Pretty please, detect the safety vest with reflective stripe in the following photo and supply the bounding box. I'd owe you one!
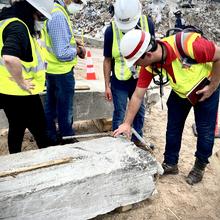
[146,32,212,98]
[41,3,77,74]
[0,18,45,96]
[112,15,149,81]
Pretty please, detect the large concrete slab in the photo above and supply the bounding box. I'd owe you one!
[0,137,162,220]
[0,80,113,130]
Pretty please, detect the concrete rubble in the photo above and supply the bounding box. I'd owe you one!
[0,80,114,130]
[0,0,219,42]
[0,137,163,220]
[71,0,220,43]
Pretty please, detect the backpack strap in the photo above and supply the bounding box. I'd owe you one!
[165,27,182,37]
[175,31,198,66]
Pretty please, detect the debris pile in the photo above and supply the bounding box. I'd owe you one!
[0,0,219,42]
[71,0,220,42]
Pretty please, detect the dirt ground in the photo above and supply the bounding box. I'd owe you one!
[1,89,220,220]
[0,48,220,220]
[95,87,220,220]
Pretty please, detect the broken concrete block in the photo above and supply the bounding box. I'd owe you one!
[0,80,113,130]
[0,137,162,220]
[0,84,113,130]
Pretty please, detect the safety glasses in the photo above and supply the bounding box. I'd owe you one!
[140,52,146,59]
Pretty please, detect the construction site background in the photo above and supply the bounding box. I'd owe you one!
[0,0,220,220]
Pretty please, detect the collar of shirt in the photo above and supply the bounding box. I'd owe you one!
[158,40,177,66]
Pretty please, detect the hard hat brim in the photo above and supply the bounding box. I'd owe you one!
[125,55,141,68]
[26,0,54,20]
[123,32,151,68]
[114,11,141,32]
[38,9,52,20]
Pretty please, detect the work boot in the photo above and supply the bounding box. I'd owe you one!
[186,158,207,185]
[46,138,61,147]
[162,162,179,175]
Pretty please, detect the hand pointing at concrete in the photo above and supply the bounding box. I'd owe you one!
[113,123,131,138]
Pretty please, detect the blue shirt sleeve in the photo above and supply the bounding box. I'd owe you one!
[103,25,113,58]
[47,11,77,62]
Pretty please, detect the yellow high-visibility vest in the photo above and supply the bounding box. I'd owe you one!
[112,15,150,80]
[0,18,45,95]
[146,32,212,98]
[41,3,77,74]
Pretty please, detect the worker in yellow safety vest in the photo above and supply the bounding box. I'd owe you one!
[0,0,53,154]
[41,0,86,146]
[103,0,155,149]
[114,29,220,185]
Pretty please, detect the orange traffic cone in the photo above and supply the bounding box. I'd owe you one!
[86,50,96,80]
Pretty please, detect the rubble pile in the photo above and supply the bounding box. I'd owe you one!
[71,0,220,43]
[71,0,112,39]
[0,0,219,42]
[182,1,220,42]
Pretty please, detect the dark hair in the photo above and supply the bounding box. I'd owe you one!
[0,0,38,36]
[148,36,158,52]
[108,4,114,17]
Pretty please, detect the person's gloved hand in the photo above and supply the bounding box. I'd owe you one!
[77,46,86,59]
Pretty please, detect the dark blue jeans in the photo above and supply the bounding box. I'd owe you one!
[111,82,145,141]
[45,70,75,143]
[1,94,48,153]
[164,88,220,165]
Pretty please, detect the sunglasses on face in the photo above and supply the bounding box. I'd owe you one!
[140,52,147,59]
[133,52,147,66]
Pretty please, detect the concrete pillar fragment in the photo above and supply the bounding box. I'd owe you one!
[0,137,162,220]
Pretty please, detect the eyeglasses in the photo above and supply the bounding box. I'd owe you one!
[140,52,146,59]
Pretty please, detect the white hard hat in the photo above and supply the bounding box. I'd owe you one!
[26,0,54,19]
[113,0,142,32]
[120,29,151,67]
